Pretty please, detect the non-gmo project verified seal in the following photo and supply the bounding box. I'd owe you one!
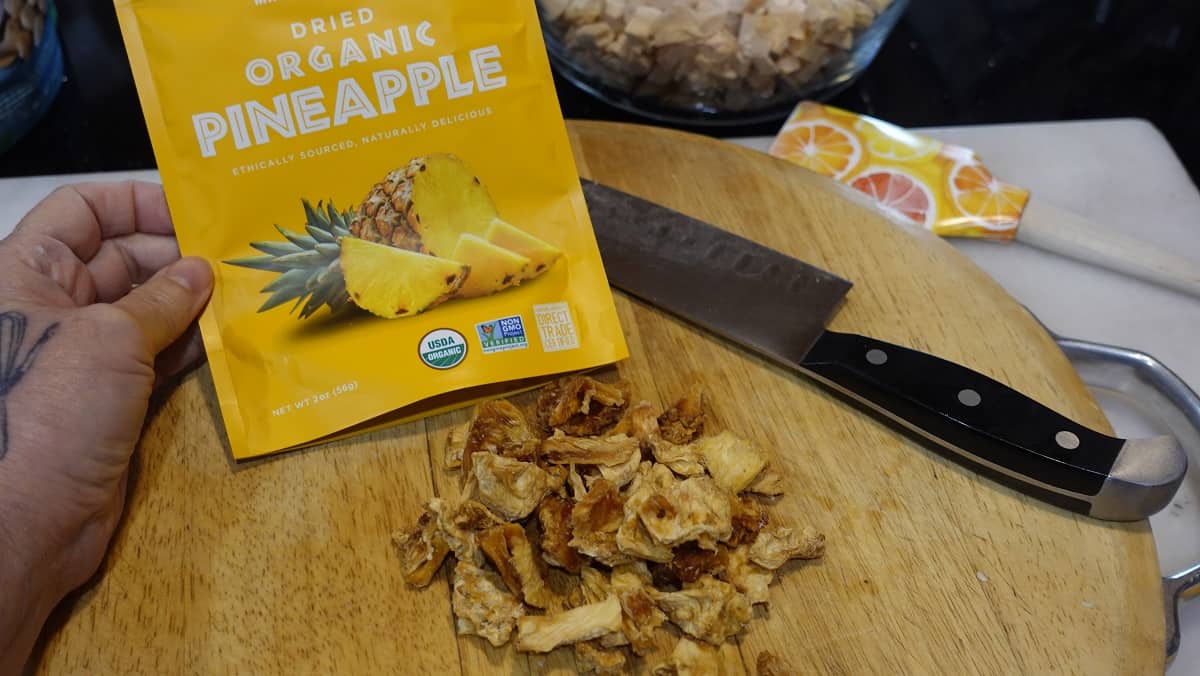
[476,315,529,354]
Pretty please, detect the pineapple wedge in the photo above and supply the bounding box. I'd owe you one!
[340,238,469,319]
[451,234,532,299]
[409,155,500,256]
[484,218,563,282]
[352,155,502,258]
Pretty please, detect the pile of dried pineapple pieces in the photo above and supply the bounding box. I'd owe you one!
[392,376,824,673]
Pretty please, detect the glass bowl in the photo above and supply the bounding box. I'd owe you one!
[538,0,909,126]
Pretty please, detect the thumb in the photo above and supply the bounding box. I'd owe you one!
[112,257,213,355]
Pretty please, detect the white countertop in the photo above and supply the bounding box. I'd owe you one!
[1,118,1197,671]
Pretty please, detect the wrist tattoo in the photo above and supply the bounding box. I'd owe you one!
[0,312,58,460]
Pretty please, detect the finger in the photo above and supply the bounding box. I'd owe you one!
[154,323,206,384]
[112,257,213,355]
[87,233,182,303]
[14,181,174,263]
[0,231,97,307]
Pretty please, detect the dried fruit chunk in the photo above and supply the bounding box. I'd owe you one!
[479,525,523,597]
[452,560,525,647]
[744,467,785,497]
[664,543,725,585]
[724,546,773,606]
[749,527,826,569]
[479,523,553,608]
[617,463,676,563]
[340,238,468,318]
[658,384,706,444]
[427,497,506,564]
[728,496,768,547]
[463,400,539,473]
[567,464,589,499]
[515,595,623,653]
[571,479,631,566]
[536,494,583,572]
[651,636,721,676]
[612,400,661,448]
[471,452,563,521]
[451,233,531,298]
[651,439,706,477]
[391,509,450,587]
[687,431,768,493]
[537,376,631,436]
[616,513,673,563]
[578,565,613,605]
[443,422,470,470]
[542,431,639,466]
[611,563,667,656]
[575,640,628,675]
[637,475,732,550]
[652,576,752,645]
[597,439,643,489]
[756,650,798,676]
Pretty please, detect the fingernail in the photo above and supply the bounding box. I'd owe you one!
[168,257,213,293]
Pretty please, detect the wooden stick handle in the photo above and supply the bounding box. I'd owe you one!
[1017,197,1200,299]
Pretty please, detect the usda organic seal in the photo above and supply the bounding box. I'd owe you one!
[419,328,468,370]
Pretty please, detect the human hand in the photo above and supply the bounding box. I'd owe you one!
[0,182,212,670]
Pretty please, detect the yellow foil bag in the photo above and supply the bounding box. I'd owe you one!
[114,1,628,459]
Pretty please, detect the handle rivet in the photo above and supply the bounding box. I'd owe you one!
[958,389,982,407]
[866,349,888,365]
[1055,431,1081,450]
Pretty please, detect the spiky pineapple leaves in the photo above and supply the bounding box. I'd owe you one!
[225,200,354,319]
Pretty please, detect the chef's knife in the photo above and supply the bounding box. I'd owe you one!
[582,179,1187,521]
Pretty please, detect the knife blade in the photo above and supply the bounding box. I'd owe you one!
[582,178,1187,521]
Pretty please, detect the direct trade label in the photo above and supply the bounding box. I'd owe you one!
[534,302,580,353]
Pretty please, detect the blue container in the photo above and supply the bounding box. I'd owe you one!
[0,0,63,154]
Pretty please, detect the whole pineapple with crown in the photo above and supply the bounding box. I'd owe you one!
[227,155,563,319]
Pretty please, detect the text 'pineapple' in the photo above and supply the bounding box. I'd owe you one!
[191,14,507,159]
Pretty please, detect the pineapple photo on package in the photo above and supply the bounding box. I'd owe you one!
[228,154,565,321]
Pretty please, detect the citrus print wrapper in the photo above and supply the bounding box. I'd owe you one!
[770,102,1030,239]
[115,1,628,459]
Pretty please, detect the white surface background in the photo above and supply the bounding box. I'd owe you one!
[1,118,1197,672]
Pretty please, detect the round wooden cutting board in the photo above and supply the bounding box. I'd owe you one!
[34,122,1163,675]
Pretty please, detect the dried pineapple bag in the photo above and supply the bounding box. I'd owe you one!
[114,0,628,459]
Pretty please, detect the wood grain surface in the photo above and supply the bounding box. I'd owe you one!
[32,121,1163,675]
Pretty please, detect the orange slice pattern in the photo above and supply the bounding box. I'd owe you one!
[770,120,865,180]
[771,102,1028,239]
[947,162,1028,231]
[850,170,935,227]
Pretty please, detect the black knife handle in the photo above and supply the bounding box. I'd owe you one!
[798,331,1185,520]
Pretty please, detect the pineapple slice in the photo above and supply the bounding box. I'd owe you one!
[409,155,501,257]
[340,238,469,319]
[451,234,532,299]
[484,218,563,282]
